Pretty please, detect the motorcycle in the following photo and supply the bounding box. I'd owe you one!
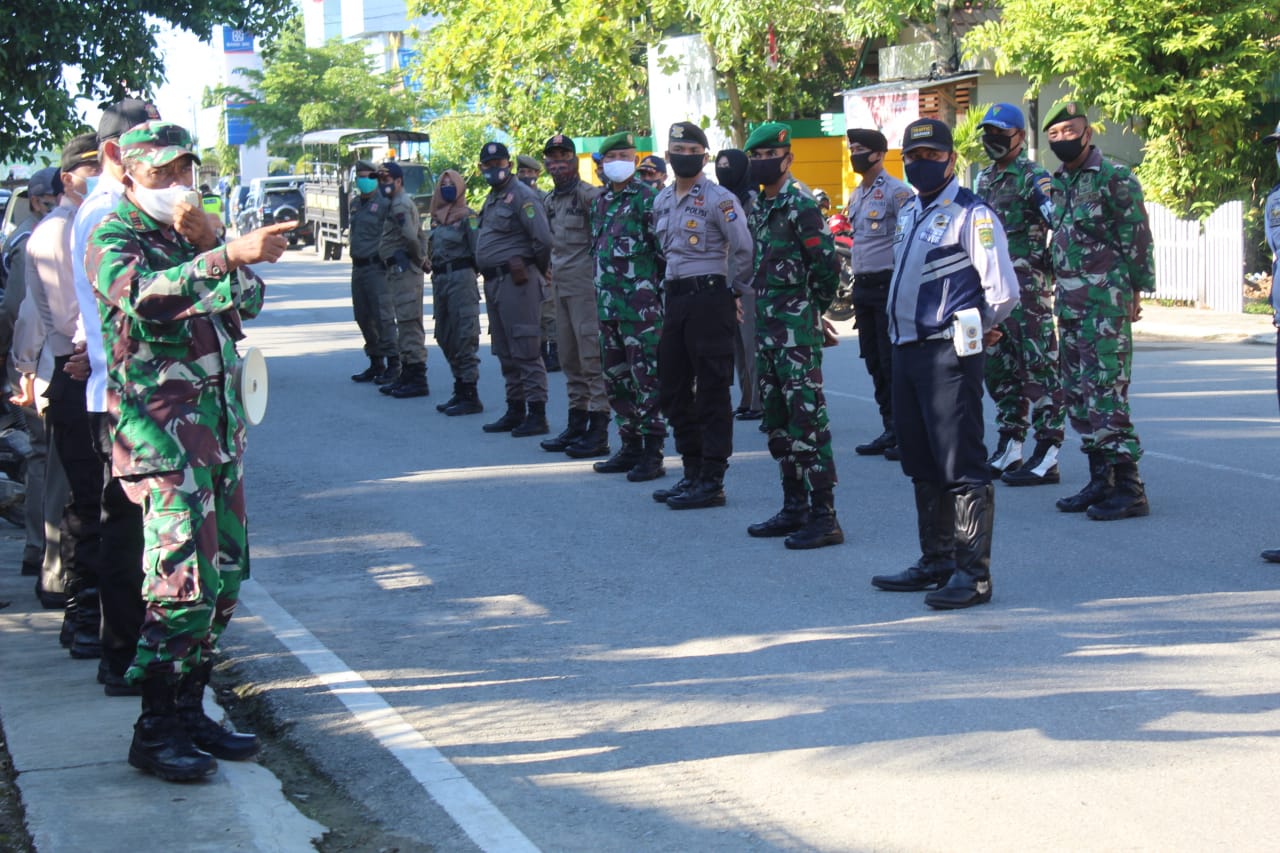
[825,210,856,322]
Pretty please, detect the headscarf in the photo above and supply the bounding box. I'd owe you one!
[430,169,472,227]
[714,149,753,207]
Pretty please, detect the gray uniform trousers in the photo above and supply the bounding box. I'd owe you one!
[20,407,48,571]
[388,266,428,366]
[555,283,607,412]
[484,269,549,403]
[432,268,481,384]
[352,263,397,359]
[734,287,760,412]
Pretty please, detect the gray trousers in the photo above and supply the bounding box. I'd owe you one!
[388,266,427,367]
[432,269,481,385]
[484,269,549,403]
[555,285,607,412]
[352,263,397,359]
[40,417,70,596]
[734,288,760,412]
[20,407,46,570]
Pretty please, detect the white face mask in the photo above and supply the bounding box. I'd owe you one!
[132,183,195,225]
[602,160,636,184]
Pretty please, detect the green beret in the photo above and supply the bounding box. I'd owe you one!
[1042,99,1087,132]
[599,132,637,155]
[119,121,200,167]
[744,122,792,152]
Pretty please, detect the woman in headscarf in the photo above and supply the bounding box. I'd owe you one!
[427,169,483,415]
[715,149,762,421]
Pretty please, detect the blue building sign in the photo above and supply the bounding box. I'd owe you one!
[223,28,255,53]
[225,103,253,146]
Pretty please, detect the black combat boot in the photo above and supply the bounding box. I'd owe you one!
[511,401,550,437]
[627,435,666,482]
[666,460,727,510]
[69,586,101,659]
[855,428,896,456]
[1262,549,1280,563]
[374,357,401,388]
[175,660,259,761]
[565,411,611,458]
[925,484,994,609]
[437,381,462,412]
[483,400,525,433]
[444,382,484,416]
[593,437,642,473]
[541,408,588,452]
[1001,438,1060,486]
[653,458,700,503]
[543,340,561,372]
[390,362,430,398]
[1056,451,1114,513]
[986,434,1023,475]
[1086,460,1150,521]
[872,481,956,591]
[128,676,218,782]
[59,593,78,648]
[351,357,383,383]
[784,488,845,549]
[98,660,141,697]
[747,477,809,537]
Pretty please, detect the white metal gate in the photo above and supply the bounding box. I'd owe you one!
[1146,200,1243,312]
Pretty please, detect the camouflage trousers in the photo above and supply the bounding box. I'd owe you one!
[600,312,666,440]
[758,344,837,491]
[121,461,248,682]
[1059,315,1143,463]
[431,268,481,384]
[983,271,1065,443]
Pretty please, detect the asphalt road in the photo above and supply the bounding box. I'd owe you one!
[226,249,1280,852]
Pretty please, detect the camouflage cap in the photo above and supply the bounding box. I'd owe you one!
[1042,99,1087,131]
[901,118,953,153]
[743,122,792,152]
[118,121,200,167]
[516,154,542,173]
[599,132,637,154]
[543,133,576,155]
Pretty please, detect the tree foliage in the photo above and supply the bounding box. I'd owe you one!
[0,0,293,163]
[422,113,503,209]
[408,0,652,154]
[967,0,1280,220]
[213,16,422,163]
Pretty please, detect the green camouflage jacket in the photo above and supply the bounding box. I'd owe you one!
[87,196,264,477]
[748,176,839,349]
[1048,146,1155,320]
[591,177,663,322]
[975,152,1053,277]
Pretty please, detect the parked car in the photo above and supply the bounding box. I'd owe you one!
[236,177,313,246]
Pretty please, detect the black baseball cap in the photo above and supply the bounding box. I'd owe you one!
[97,98,162,144]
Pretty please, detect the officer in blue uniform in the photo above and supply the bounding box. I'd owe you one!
[1261,119,1280,564]
[869,118,1018,610]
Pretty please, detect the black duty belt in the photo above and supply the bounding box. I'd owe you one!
[666,274,729,298]
[479,262,510,279]
[351,255,376,268]
[434,259,476,275]
[852,270,893,288]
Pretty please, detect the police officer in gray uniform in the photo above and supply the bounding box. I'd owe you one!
[348,160,397,384]
[1262,119,1280,564]
[475,141,555,437]
[653,121,754,509]
[538,133,609,456]
[377,161,429,398]
[846,128,915,459]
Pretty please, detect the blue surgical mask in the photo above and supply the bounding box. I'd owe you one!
[440,185,457,203]
[83,175,100,197]
[355,176,377,195]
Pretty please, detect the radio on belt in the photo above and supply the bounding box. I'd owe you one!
[952,307,983,357]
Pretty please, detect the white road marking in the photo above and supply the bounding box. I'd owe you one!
[238,581,541,853]
[1144,450,1280,483]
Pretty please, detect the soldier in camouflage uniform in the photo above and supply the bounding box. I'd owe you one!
[1043,100,1155,521]
[1260,120,1280,564]
[742,123,843,550]
[88,122,284,781]
[591,131,668,480]
[973,103,1066,486]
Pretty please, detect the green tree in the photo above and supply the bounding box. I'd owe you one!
[422,113,501,209]
[0,0,293,163]
[408,0,652,154]
[214,16,423,162]
[650,0,856,146]
[966,0,1280,221]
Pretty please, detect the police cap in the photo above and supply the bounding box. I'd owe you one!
[543,133,576,155]
[60,132,99,172]
[516,154,542,173]
[479,141,509,163]
[845,128,888,152]
[901,118,953,154]
[668,122,708,149]
[97,98,162,144]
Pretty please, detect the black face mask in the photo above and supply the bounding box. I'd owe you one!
[482,167,509,187]
[850,152,876,174]
[379,183,394,198]
[904,158,950,194]
[749,155,788,187]
[668,152,705,179]
[1049,137,1087,164]
[981,132,1014,162]
[518,175,537,187]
